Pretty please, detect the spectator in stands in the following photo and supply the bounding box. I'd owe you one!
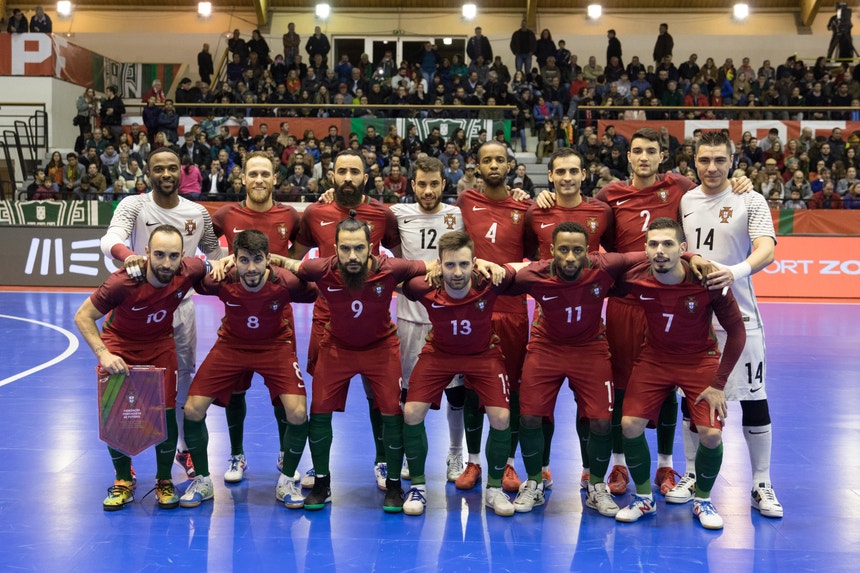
[46,151,65,188]
[457,163,479,195]
[785,169,813,200]
[305,26,330,63]
[783,189,807,210]
[132,177,149,195]
[61,153,85,198]
[174,78,201,113]
[582,56,603,82]
[760,171,784,199]
[809,181,843,209]
[29,6,52,33]
[766,188,783,210]
[384,164,408,199]
[466,26,493,64]
[75,88,98,136]
[142,80,166,104]
[247,29,270,65]
[100,144,120,179]
[764,140,786,172]
[836,166,859,195]
[133,132,151,162]
[28,169,57,200]
[510,21,537,76]
[198,43,214,85]
[7,8,27,33]
[535,29,557,69]
[842,181,860,209]
[86,162,108,197]
[811,142,836,170]
[535,120,556,164]
[365,174,396,204]
[653,23,674,64]
[157,100,180,144]
[99,86,125,142]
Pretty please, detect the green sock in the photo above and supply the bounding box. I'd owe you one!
[226,393,246,456]
[542,418,555,467]
[281,420,308,477]
[694,442,723,498]
[587,429,612,485]
[367,399,385,464]
[155,409,178,480]
[508,392,520,458]
[518,423,544,482]
[464,389,484,455]
[184,416,210,478]
[308,413,333,476]
[612,389,625,454]
[108,447,133,482]
[381,414,404,473]
[656,392,677,457]
[576,417,590,469]
[274,404,288,451]
[486,426,511,488]
[402,421,428,485]
[622,433,652,495]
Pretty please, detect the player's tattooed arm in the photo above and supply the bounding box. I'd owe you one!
[271,256,303,274]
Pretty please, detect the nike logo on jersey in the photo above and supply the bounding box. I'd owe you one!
[232,227,245,233]
[225,302,241,307]
[682,212,695,218]
[320,221,335,226]
[472,206,487,211]
[431,303,446,308]
[750,387,763,394]
[403,219,416,224]
[541,295,558,301]
[639,295,655,301]
[616,199,630,205]
[145,221,159,227]
[540,223,555,229]
[297,382,305,389]
[327,286,343,292]
[131,305,148,311]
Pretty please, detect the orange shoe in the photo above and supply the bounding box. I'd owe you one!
[502,464,522,493]
[579,469,590,490]
[607,465,629,495]
[455,462,482,490]
[655,467,681,495]
[542,468,554,490]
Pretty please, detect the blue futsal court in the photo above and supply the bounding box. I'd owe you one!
[0,290,855,572]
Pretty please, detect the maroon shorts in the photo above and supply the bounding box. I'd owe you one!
[310,335,402,415]
[605,297,646,391]
[408,344,510,410]
[492,311,529,391]
[624,348,723,431]
[520,337,614,419]
[104,337,178,408]
[305,317,326,377]
[189,340,305,407]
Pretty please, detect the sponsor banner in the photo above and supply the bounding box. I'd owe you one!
[1,226,116,287]
[753,236,860,300]
[0,200,115,226]
[98,366,166,458]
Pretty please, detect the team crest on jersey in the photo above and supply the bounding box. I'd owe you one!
[277,224,288,240]
[269,300,281,312]
[590,283,603,298]
[475,298,488,312]
[586,217,599,234]
[684,296,699,313]
[718,206,733,223]
[510,210,522,225]
[444,213,457,229]
[366,222,374,235]
[373,282,385,297]
[176,290,184,299]
[184,219,197,236]
[655,190,669,203]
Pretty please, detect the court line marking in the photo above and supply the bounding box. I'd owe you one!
[0,314,80,387]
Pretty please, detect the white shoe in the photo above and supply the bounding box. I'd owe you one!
[446,452,464,482]
[276,452,301,482]
[513,480,545,513]
[403,485,427,516]
[224,454,247,483]
[615,494,656,523]
[179,475,214,508]
[400,459,411,480]
[751,482,784,518]
[666,472,696,504]
[586,482,620,517]
[485,487,515,517]
[693,498,724,529]
[300,468,316,489]
[374,462,388,491]
[276,473,305,509]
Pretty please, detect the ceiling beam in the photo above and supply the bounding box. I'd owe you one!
[525,0,537,30]
[799,0,825,27]
[253,0,269,27]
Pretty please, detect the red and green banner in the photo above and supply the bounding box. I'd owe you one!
[97,365,166,457]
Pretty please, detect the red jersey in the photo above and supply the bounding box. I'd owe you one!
[596,172,695,253]
[294,197,400,258]
[194,266,318,349]
[525,198,614,257]
[212,201,300,257]
[617,260,746,389]
[91,259,207,343]
[458,189,535,314]
[296,254,426,349]
[401,267,516,355]
[508,253,643,345]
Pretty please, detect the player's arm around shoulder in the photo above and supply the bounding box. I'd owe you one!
[275,266,320,304]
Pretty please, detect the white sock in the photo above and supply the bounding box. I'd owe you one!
[543,465,551,473]
[612,452,626,466]
[506,457,515,467]
[657,454,673,468]
[682,418,699,476]
[175,407,188,452]
[447,404,464,454]
[469,453,481,464]
[744,424,773,484]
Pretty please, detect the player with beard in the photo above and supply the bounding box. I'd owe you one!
[523,147,614,491]
[76,225,214,511]
[210,152,303,485]
[290,150,402,492]
[613,218,746,530]
[100,148,224,482]
[456,141,537,494]
[178,230,318,509]
[389,156,468,484]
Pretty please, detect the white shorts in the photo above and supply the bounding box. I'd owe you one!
[397,318,463,391]
[173,296,197,403]
[715,327,767,401]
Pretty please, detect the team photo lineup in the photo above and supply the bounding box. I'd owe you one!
[76,127,781,531]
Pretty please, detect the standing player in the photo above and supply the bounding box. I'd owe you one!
[179,230,318,509]
[290,150,401,491]
[100,148,223,481]
[400,231,516,517]
[457,140,536,493]
[614,218,746,530]
[670,131,783,518]
[210,151,302,483]
[524,147,614,490]
[390,156,467,483]
[75,225,212,511]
